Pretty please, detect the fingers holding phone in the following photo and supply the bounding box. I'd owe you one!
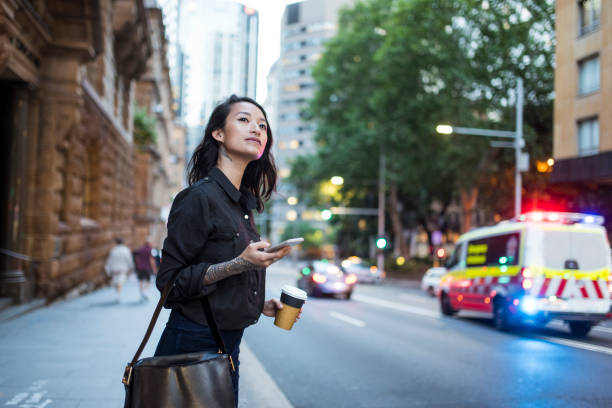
[240,241,293,267]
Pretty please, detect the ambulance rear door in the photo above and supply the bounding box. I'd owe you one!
[524,224,611,313]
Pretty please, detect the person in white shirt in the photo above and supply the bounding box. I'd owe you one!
[104,238,135,302]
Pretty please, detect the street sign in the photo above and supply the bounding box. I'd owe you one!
[519,151,529,172]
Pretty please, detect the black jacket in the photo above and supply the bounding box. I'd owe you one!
[156,167,265,330]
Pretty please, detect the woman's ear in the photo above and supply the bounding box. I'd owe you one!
[212,129,223,143]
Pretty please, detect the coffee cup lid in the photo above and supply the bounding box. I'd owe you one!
[281,285,307,300]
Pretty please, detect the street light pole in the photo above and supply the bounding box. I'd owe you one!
[377,149,386,274]
[436,77,525,219]
[514,77,524,218]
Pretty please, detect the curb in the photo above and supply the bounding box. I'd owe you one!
[239,342,293,408]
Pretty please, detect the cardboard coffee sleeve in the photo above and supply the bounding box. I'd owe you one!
[274,285,307,331]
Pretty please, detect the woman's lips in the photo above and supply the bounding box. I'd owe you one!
[247,138,261,146]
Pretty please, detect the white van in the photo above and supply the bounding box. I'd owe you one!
[439,212,612,336]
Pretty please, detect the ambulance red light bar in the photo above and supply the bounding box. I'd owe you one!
[518,212,604,225]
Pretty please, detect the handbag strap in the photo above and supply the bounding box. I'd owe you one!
[123,273,230,385]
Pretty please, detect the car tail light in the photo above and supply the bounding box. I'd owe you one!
[522,279,533,290]
[345,274,357,285]
[521,267,533,278]
[312,273,327,284]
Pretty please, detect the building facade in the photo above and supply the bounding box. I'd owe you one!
[551,0,612,229]
[134,7,186,249]
[268,0,353,243]
[0,0,172,305]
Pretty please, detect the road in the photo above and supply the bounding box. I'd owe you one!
[246,262,612,408]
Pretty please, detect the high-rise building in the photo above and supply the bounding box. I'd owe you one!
[268,0,353,242]
[551,0,612,229]
[150,0,188,120]
[179,0,259,159]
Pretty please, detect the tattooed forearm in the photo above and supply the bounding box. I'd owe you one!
[203,257,257,284]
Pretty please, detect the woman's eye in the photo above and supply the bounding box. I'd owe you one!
[259,124,267,130]
[238,117,248,122]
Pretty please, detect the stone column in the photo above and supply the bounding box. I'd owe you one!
[28,54,85,297]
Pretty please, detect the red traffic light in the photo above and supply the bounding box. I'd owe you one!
[436,248,445,258]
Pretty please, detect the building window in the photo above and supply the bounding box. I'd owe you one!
[578,0,601,35]
[578,55,600,95]
[286,3,300,25]
[577,117,599,156]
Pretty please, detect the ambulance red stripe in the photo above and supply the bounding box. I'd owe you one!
[580,285,589,298]
[538,278,550,298]
[555,279,567,297]
[592,280,604,299]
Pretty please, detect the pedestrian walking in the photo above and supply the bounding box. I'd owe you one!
[154,95,297,406]
[104,238,134,303]
[133,241,157,301]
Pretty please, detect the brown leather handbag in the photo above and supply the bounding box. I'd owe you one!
[122,277,235,408]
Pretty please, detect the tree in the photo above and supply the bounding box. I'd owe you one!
[291,0,556,255]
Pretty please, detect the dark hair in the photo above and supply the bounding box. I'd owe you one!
[115,238,123,245]
[187,95,277,212]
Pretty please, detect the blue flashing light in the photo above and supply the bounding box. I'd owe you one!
[520,297,537,315]
[301,267,311,276]
[499,256,508,264]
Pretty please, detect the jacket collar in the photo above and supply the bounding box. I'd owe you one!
[208,167,257,211]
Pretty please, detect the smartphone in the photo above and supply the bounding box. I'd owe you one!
[264,237,304,253]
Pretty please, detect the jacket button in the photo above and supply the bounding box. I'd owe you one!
[253,290,258,296]
[244,214,249,219]
[236,232,240,237]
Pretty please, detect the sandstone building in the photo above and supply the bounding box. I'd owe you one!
[0,0,183,305]
[551,0,612,229]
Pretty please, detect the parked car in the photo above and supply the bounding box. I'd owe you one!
[421,267,447,296]
[297,260,357,299]
[341,256,385,283]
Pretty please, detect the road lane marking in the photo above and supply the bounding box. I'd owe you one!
[594,326,612,334]
[329,311,366,327]
[535,336,612,356]
[353,294,439,318]
[548,320,612,335]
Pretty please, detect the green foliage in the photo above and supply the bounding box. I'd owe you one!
[280,221,336,250]
[133,107,158,146]
[292,0,556,232]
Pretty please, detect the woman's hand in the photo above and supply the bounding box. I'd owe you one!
[262,298,303,320]
[239,241,292,268]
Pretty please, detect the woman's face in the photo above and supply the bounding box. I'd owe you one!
[214,102,269,161]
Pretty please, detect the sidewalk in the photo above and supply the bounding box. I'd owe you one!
[0,276,292,407]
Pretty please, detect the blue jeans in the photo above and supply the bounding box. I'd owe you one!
[154,310,244,406]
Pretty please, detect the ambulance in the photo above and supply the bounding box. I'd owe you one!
[438,212,612,336]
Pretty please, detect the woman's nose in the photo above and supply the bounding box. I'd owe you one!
[250,123,260,134]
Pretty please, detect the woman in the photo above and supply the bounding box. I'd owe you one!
[154,95,294,406]
[104,238,134,302]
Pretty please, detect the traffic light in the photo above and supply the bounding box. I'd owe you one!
[375,234,390,250]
